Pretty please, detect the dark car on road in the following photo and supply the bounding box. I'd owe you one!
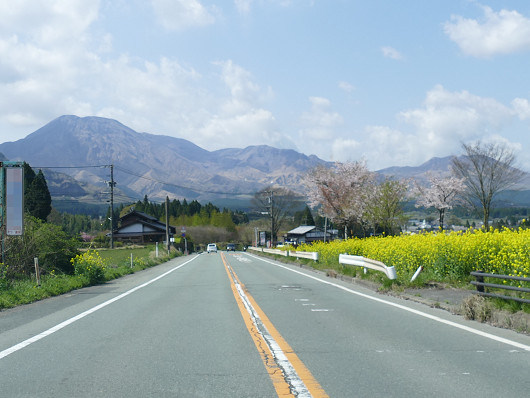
[226,243,236,251]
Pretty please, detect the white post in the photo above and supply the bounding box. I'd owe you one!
[130,253,133,268]
[34,257,41,287]
[156,242,159,257]
[411,266,423,282]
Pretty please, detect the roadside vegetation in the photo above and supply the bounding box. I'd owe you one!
[0,241,178,310]
[1,141,528,321]
[295,226,529,287]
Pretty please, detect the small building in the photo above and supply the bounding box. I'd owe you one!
[112,211,176,244]
[283,226,334,245]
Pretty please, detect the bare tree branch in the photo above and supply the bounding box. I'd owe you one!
[452,141,524,230]
[252,186,302,244]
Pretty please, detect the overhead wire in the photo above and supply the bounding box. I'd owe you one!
[31,163,306,208]
[112,165,260,196]
[34,163,261,196]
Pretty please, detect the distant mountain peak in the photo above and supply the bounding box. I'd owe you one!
[4,115,526,209]
[0,115,330,206]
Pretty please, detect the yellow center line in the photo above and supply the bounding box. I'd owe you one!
[221,252,329,398]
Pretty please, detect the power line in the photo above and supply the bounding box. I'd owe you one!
[33,163,261,196]
[32,163,306,202]
[113,165,260,196]
[33,165,110,169]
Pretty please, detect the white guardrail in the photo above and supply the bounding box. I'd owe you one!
[247,249,395,280]
[262,248,289,256]
[339,254,397,280]
[247,247,319,261]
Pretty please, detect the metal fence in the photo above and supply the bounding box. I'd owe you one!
[470,271,530,304]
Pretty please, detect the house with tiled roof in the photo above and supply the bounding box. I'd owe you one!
[283,225,335,245]
[112,211,176,244]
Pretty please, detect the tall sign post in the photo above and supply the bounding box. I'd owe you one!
[0,161,24,263]
[181,226,187,255]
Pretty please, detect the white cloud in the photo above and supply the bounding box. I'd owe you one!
[0,0,99,47]
[359,126,419,169]
[234,0,296,14]
[325,126,422,169]
[151,0,216,30]
[235,0,252,14]
[294,97,344,159]
[381,46,404,60]
[338,81,355,93]
[192,60,288,150]
[512,98,530,120]
[215,60,263,113]
[330,138,360,161]
[399,85,512,142]
[2,1,528,174]
[299,97,343,139]
[444,5,530,57]
[321,85,527,169]
[0,0,282,152]
[0,2,102,135]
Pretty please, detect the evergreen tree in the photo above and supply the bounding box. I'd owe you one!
[24,164,52,221]
[189,200,202,215]
[294,205,315,225]
[23,162,37,212]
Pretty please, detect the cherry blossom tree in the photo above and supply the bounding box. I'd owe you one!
[303,161,376,237]
[414,173,466,230]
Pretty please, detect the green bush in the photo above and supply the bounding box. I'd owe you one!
[71,250,107,285]
[4,215,79,277]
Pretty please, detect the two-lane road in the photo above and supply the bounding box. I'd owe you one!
[1,252,529,397]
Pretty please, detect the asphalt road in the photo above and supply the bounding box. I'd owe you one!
[1,252,529,397]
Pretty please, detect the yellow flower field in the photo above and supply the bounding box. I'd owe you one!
[297,228,530,283]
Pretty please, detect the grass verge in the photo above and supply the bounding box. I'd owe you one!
[0,246,180,310]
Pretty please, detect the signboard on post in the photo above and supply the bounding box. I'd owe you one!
[5,166,24,236]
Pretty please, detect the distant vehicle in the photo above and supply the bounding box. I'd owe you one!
[207,243,217,253]
[226,243,236,251]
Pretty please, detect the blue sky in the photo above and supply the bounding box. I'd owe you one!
[2,1,530,171]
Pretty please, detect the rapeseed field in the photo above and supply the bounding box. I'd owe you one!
[297,227,530,284]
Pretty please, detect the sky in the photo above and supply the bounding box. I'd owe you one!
[1,1,530,171]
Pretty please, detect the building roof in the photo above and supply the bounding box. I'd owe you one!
[114,210,176,235]
[121,210,159,223]
[287,226,317,235]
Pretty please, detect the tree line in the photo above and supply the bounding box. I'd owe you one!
[303,141,526,236]
[3,139,526,279]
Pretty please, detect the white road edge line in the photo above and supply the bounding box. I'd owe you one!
[0,255,200,360]
[246,253,530,352]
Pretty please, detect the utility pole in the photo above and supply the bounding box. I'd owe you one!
[165,196,170,254]
[269,190,274,247]
[109,164,116,249]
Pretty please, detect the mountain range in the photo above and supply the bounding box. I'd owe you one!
[0,115,528,211]
[0,115,329,209]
